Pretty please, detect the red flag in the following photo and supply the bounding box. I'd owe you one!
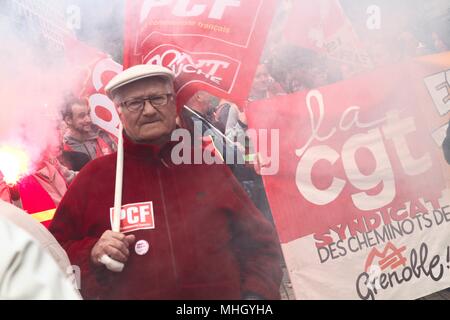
[284,0,372,75]
[245,52,450,299]
[123,0,278,107]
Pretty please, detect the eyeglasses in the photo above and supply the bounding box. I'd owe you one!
[120,93,174,112]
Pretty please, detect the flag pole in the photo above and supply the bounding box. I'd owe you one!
[99,123,125,272]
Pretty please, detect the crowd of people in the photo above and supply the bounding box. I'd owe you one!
[257,0,450,96]
[0,95,119,299]
[0,64,284,300]
[1,38,448,299]
[1,0,449,300]
[0,83,279,226]
[0,96,117,225]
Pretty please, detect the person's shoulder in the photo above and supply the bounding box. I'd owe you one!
[95,127,115,139]
[0,215,80,300]
[65,154,117,195]
[63,133,78,145]
[0,201,71,272]
[0,200,42,233]
[83,152,116,169]
[0,214,37,259]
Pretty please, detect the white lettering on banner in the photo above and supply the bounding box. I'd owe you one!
[146,47,231,85]
[295,145,345,205]
[296,90,387,158]
[88,58,123,138]
[424,70,450,146]
[140,0,241,23]
[110,201,155,233]
[342,128,395,211]
[295,90,432,210]
[424,69,450,117]
[382,111,432,176]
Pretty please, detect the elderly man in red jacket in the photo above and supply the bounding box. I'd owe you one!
[50,65,282,300]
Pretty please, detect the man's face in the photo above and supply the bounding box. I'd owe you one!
[67,103,92,134]
[114,77,177,145]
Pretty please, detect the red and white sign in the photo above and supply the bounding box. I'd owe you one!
[123,0,277,107]
[110,201,155,233]
[246,52,450,300]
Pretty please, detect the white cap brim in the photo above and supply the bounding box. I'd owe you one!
[105,64,175,99]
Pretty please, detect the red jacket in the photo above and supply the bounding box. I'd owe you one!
[50,135,282,300]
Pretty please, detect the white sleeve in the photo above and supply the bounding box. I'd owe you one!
[0,217,81,300]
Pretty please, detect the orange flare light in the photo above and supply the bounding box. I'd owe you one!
[0,145,30,185]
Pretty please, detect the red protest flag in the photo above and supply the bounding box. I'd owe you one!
[123,0,278,107]
[283,0,372,77]
[245,53,450,299]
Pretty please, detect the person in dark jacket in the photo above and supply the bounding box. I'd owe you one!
[49,65,282,300]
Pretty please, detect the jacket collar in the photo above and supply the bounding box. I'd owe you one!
[64,128,100,144]
[123,133,176,166]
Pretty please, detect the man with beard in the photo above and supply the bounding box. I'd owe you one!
[61,96,116,168]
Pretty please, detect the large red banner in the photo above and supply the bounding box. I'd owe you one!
[123,0,278,107]
[246,52,450,299]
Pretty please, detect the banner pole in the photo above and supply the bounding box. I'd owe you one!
[99,123,125,272]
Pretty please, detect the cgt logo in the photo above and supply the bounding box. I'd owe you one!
[145,44,239,92]
[360,242,407,294]
[110,201,155,233]
[365,242,407,273]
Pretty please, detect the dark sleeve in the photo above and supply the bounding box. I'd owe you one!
[49,167,110,299]
[443,122,450,164]
[61,151,90,171]
[222,167,282,300]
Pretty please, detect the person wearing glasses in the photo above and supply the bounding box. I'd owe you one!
[49,64,282,300]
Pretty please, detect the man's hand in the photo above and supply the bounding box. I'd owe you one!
[91,231,136,266]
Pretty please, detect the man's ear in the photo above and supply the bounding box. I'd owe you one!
[64,116,72,126]
[116,106,123,117]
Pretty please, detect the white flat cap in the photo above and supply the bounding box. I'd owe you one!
[105,64,175,99]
